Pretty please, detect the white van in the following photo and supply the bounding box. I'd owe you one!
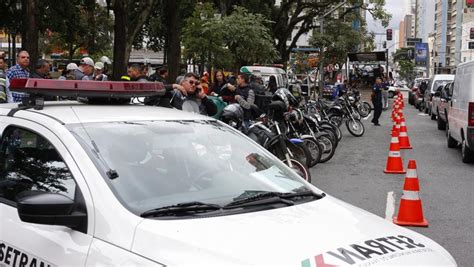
[240,66,288,88]
[426,74,455,116]
[447,62,474,163]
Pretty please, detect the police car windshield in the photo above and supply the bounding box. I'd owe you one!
[68,120,313,216]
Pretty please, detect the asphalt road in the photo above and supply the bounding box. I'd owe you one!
[311,96,474,266]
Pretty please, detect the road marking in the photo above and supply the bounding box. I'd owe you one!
[418,113,428,116]
[385,191,396,221]
[363,114,372,120]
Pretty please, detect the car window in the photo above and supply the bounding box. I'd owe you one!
[69,120,312,215]
[0,126,76,203]
[432,80,452,93]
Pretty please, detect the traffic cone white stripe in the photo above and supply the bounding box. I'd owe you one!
[399,132,408,137]
[391,137,399,143]
[389,151,401,157]
[402,190,420,201]
[406,169,417,178]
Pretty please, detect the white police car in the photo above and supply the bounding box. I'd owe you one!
[0,79,456,266]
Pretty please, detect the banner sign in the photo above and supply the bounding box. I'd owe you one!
[415,43,428,66]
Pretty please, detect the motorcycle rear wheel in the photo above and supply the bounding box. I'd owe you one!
[302,138,322,167]
[357,102,371,118]
[282,158,312,183]
[317,135,336,163]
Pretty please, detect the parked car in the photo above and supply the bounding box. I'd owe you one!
[447,62,474,163]
[414,80,430,110]
[431,82,453,129]
[240,66,288,89]
[387,84,410,98]
[409,78,430,106]
[424,75,455,116]
[1,78,458,266]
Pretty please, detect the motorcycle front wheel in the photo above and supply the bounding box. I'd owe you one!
[346,119,365,137]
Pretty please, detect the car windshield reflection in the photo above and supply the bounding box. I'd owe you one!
[68,120,314,216]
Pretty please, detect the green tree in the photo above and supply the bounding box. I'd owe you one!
[309,13,374,72]
[182,2,232,72]
[269,0,389,65]
[134,0,196,82]
[42,0,113,61]
[397,59,415,81]
[0,0,23,64]
[182,5,277,71]
[106,0,157,80]
[221,6,277,68]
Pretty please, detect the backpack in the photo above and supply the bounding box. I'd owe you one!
[0,71,7,103]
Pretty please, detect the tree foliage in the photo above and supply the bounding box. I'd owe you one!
[309,13,375,70]
[182,4,277,71]
[42,0,113,60]
[397,59,415,81]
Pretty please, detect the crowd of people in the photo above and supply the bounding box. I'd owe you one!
[0,51,283,125]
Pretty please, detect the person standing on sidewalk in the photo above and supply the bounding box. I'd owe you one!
[371,78,383,126]
[381,76,390,110]
[6,50,30,102]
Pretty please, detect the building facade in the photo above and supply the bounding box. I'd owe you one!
[416,0,436,42]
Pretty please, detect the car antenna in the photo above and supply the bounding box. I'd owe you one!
[70,107,119,179]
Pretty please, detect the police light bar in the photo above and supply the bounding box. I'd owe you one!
[9,79,166,98]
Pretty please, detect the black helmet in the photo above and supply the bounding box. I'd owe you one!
[221,103,244,129]
[272,88,290,109]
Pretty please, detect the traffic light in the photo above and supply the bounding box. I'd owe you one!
[386,29,393,41]
[470,28,474,39]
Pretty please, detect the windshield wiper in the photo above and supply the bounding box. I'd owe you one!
[224,190,323,209]
[140,201,222,218]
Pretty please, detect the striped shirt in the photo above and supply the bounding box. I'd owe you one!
[7,64,30,102]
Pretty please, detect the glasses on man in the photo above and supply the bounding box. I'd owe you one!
[186,79,197,85]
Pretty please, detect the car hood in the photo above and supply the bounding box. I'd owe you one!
[132,196,456,266]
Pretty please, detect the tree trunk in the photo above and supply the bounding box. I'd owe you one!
[112,0,155,81]
[166,0,181,83]
[24,0,39,64]
[11,34,16,66]
[112,0,128,80]
[68,42,74,62]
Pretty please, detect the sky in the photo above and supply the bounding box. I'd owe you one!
[367,0,411,50]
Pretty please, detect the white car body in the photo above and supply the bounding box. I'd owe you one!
[448,61,474,159]
[240,66,288,88]
[0,102,456,266]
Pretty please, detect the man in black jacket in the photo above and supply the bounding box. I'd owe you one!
[170,72,217,116]
[30,59,50,79]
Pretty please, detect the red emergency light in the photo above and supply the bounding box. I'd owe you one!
[9,79,166,98]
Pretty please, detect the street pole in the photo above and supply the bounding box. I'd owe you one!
[319,19,324,96]
[386,48,389,80]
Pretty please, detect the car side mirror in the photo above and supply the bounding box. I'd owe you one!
[17,191,86,229]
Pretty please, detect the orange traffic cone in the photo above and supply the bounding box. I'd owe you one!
[384,130,406,174]
[393,160,429,227]
[399,120,412,149]
[391,116,400,135]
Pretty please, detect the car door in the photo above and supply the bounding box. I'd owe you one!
[0,120,93,266]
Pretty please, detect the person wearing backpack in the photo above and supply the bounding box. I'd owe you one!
[0,57,7,103]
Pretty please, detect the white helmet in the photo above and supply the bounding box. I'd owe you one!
[100,56,112,65]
